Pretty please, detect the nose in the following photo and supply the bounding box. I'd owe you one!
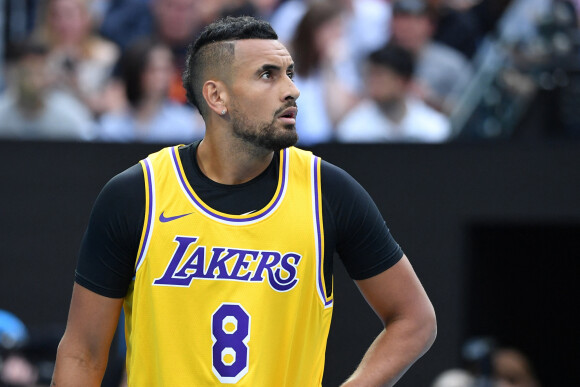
[283,76,300,102]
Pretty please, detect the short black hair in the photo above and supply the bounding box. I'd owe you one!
[182,16,278,117]
[368,43,416,80]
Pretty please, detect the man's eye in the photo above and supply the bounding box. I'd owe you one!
[287,72,294,80]
[260,72,271,79]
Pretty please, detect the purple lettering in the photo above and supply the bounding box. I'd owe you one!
[174,246,207,278]
[152,237,302,292]
[227,249,259,281]
[153,236,198,286]
[271,253,301,291]
[250,251,281,283]
[204,247,231,279]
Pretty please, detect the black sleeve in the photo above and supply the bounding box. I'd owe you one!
[320,160,403,280]
[74,163,145,298]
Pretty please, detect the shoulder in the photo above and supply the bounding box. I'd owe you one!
[319,159,370,203]
[424,42,472,69]
[341,99,381,123]
[158,102,202,127]
[98,112,135,142]
[337,100,388,142]
[291,150,361,194]
[405,98,452,141]
[318,157,404,278]
[89,162,145,234]
[0,94,19,134]
[88,37,120,63]
[97,163,145,208]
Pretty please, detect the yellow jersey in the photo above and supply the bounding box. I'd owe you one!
[124,145,333,386]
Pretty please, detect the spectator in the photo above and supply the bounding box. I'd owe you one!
[434,338,542,387]
[100,0,216,104]
[268,0,309,45]
[97,38,204,143]
[0,309,36,387]
[98,0,153,50]
[271,0,391,58]
[428,0,486,59]
[493,347,541,387]
[290,0,360,145]
[0,40,95,141]
[32,0,120,116]
[389,0,474,114]
[337,43,451,143]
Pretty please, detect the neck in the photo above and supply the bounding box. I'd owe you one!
[134,96,164,122]
[377,98,407,124]
[196,133,275,185]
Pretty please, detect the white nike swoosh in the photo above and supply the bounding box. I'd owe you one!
[241,210,257,215]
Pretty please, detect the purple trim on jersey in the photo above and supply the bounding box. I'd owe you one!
[170,146,288,224]
[313,156,332,307]
[135,159,154,271]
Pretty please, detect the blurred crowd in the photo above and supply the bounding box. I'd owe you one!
[432,337,542,387]
[0,0,578,144]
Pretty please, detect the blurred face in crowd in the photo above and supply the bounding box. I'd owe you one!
[141,46,175,100]
[17,54,52,112]
[314,14,346,62]
[493,349,540,387]
[153,0,203,45]
[365,63,408,104]
[390,13,433,53]
[226,39,300,151]
[47,0,92,46]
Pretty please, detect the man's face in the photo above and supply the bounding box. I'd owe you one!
[365,63,407,103]
[226,39,300,152]
[48,0,91,45]
[391,14,433,52]
[141,46,174,98]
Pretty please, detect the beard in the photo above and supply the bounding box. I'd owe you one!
[230,103,299,152]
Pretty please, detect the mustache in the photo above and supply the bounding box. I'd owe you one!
[274,102,298,117]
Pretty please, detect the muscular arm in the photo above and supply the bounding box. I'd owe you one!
[52,284,124,386]
[53,164,144,385]
[340,256,437,386]
[319,161,435,385]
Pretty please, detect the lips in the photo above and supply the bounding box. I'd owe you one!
[278,107,298,120]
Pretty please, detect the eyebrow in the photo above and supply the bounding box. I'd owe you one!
[255,63,295,75]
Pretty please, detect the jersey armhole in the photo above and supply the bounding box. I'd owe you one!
[312,155,333,308]
[134,158,155,273]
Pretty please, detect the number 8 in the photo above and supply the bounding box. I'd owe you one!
[211,303,251,383]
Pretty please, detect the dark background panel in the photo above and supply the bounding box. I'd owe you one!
[1,140,579,386]
[465,223,580,386]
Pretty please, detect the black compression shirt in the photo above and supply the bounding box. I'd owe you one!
[75,142,403,298]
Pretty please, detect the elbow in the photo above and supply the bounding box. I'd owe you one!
[419,303,437,355]
[398,301,437,358]
[425,308,437,352]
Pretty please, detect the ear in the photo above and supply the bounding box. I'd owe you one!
[202,80,228,116]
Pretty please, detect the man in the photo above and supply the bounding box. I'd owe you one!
[53,16,436,386]
[337,43,451,143]
[389,0,473,114]
[0,40,94,141]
